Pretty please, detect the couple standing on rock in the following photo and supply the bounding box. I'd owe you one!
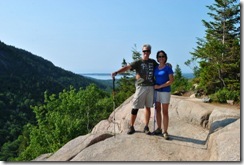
[111,44,174,140]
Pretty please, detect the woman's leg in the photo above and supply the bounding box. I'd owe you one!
[156,102,162,129]
[162,103,169,133]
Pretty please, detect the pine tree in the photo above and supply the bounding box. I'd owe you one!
[186,0,240,95]
[121,58,127,67]
[131,44,142,61]
[171,64,189,94]
[115,45,141,106]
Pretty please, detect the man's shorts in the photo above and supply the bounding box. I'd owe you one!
[132,85,154,109]
[156,91,171,104]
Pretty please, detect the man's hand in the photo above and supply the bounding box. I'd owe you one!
[111,72,118,79]
[166,63,172,68]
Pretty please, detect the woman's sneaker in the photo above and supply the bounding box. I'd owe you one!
[127,126,135,134]
[163,132,169,140]
[152,128,162,135]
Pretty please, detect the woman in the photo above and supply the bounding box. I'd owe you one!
[153,50,174,140]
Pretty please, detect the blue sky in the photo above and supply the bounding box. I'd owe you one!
[0,0,228,74]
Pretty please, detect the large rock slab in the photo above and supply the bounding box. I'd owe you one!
[169,96,214,127]
[34,95,240,161]
[71,132,209,161]
[208,107,240,133]
[45,133,113,161]
[208,119,240,161]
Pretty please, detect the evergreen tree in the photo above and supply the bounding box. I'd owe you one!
[121,58,127,67]
[186,0,240,97]
[120,58,130,77]
[114,45,141,106]
[171,65,189,94]
[131,44,142,61]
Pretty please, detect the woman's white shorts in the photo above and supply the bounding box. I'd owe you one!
[156,91,171,104]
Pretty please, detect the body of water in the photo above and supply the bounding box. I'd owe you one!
[81,73,194,80]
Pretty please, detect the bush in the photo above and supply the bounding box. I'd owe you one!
[213,88,239,103]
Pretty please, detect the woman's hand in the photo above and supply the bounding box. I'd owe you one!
[154,85,161,89]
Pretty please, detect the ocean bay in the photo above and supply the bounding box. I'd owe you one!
[80,73,194,80]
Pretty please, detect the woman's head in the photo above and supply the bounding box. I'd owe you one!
[156,50,167,63]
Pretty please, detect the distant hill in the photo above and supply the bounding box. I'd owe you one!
[0,41,109,92]
[0,40,110,158]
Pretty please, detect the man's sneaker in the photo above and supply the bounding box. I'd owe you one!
[163,132,169,140]
[152,128,162,135]
[143,126,151,135]
[127,126,135,134]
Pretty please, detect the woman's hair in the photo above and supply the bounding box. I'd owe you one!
[156,50,168,63]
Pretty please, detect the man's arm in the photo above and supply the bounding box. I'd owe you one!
[112,65,132,78]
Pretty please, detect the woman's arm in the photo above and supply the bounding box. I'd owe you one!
[154,74,174,89]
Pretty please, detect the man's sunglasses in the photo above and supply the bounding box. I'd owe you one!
[142,50,150,53]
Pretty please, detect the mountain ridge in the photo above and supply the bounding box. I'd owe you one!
[0,40,111,161]
[0,41,109,90]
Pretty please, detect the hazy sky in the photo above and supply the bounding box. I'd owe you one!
[0,0,227,74]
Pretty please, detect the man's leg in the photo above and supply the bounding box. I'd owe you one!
[143,107,151,134]
[144,107,151,126]
[143,86,154,134]
[130,109,138,126]
[127,109,138,134]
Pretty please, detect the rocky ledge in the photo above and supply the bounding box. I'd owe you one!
[34,95,240,161]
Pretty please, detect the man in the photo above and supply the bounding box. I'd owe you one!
[112,44,158,134]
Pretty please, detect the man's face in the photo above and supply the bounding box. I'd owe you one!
[142,47,151,60]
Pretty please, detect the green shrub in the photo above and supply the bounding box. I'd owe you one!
[213,88,239,103]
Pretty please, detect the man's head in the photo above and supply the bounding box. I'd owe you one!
[142,44,151,60]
